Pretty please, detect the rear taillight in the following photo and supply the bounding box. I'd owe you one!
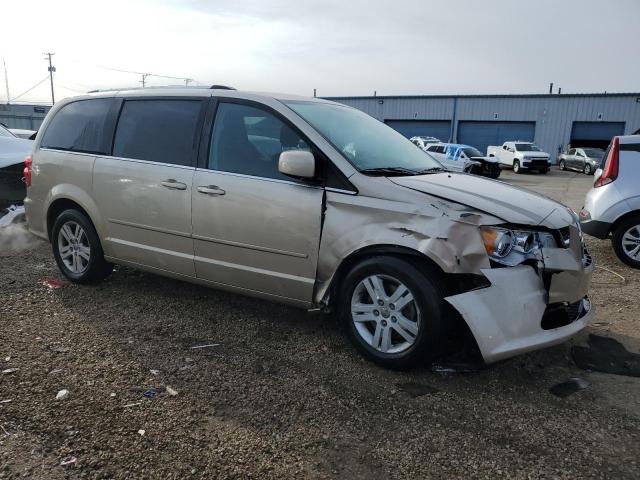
[594,137,619,188]
[24,155,32,187]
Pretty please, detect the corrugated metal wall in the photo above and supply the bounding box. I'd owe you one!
[327,94,640,164]
[0,103,51,130]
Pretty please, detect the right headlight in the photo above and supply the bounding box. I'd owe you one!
[480,226,557,266]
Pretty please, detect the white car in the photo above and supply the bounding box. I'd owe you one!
[424,143,501,178]
[487,141,551,174]
[410,136,441,149]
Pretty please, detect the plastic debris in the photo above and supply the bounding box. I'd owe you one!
[123,402,142,408]
[190,344,220,349]
[110,393,116,398]
[2,368,18,375]
[550,377,591,398]
[40,278,66,289]
[0,399,12,404]
[138,429,146,436]
[0,205,25,227]
[56,389,69,400]
[4,356,10,362]
[150,369,160,376]
[166,386,178,397]
[143,389,159,398]
[60,457,77,467]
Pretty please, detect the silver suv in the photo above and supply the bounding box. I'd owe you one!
[25,87,594,369]
[580,135,640,268]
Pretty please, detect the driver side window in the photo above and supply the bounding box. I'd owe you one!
[209,102,310,180]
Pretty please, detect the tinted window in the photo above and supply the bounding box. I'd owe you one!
[41,99,113,154]
[568,149,576,155]
[209,102,310,180]
[113,99,202,166]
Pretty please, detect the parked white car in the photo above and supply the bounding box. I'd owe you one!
[424,143,501,178]
[409,136,441,149]
[487,141,550,174]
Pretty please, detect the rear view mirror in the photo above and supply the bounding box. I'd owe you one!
[278,150,316,179]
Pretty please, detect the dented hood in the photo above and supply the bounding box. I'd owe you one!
[390,173,574,228]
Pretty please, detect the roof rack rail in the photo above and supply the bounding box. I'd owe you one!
[210,85,236,90]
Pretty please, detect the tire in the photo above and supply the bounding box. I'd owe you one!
[583,163,592,175]
[559,160,566,171]
[513,160,521,174]
[339,256,448,369]
[612,216,640,269]
[51,209,113,284]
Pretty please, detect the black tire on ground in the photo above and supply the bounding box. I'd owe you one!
[559,160,566,171]
[513,160,521,174]
[584,163,592,175]
[339,256,448,369]
[51,209,113,284]
[611,215,640,269]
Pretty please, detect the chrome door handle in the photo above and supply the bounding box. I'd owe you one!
[197,185,226,196]
[161,179,187,190]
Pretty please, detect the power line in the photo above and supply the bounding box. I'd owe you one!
[9,76,50,102]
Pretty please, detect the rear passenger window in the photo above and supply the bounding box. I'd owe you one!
[41,98,113,154]
[113,99,202,166]
[208,102,310,180]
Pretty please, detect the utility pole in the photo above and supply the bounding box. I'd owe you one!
[3,58,9,103]
[44,52,56,104]
[140,73,150,88]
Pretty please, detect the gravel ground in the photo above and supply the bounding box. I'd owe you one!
[1,170,639,479]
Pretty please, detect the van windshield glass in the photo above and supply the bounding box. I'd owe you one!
[515,143,541,152]
[284,101,443,175]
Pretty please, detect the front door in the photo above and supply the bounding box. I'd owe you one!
[192,100,324,303]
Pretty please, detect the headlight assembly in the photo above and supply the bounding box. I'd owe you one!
[480,226,557,266]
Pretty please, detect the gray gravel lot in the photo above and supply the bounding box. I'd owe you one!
[1,168,639,479]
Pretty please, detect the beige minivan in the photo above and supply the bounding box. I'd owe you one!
[25,87,594,368]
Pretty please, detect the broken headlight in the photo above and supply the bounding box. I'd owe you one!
[480,226,557,266]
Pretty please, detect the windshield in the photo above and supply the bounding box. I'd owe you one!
[515,143,540,152]
[462,147,484,157]
[582,148,604,158]
[0,124,16,138]
[285,101,443,173]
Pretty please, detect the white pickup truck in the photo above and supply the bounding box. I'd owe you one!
[487,141,550,174]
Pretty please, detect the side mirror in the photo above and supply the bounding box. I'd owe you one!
[593,168,603,182]
[278,150,316,179]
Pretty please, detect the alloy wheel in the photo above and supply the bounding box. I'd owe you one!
[57,221,91,274]
[350,274,421,354]
[621,225,640,261]
[584,164,591,175]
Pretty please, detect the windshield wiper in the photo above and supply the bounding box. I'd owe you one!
[359,167,419,176]
[414,167,448,174]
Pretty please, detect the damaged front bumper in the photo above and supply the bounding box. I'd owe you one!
[445,238,594,363]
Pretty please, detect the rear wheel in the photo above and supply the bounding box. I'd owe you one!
[51,209,113,284]
[339,256,447,369]
[513,160,521,174]
[583,163,592,175]
[612,216,640,269]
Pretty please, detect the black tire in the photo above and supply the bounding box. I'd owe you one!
[583,163,592,175]
[611,215,640,269]
[513,160,521,174]
[559,159,566,171]
[339,256,448,369]
[51,209,113,284]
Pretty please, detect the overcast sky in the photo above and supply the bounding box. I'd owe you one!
[0,0,638,103]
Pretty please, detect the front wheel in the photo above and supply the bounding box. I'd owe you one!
[513,160,521,174]
[51,209,113,284]
[612,216,640,269]
[559,160,566,170]
[339,256,447,369]
[584,163,592,175]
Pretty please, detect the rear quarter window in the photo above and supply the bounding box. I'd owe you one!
[41,98,114,154]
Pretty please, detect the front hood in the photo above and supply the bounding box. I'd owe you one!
[0,137,32,169]
[389,173,574,228]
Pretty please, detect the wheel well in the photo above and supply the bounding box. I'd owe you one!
[612,210,640,234]
[46,199,92,241]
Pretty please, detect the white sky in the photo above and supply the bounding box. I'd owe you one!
[0,0,638,103]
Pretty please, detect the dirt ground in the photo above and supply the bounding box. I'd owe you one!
[1,169,639,479]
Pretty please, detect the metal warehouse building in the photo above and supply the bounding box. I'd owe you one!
[327,93,640,163]
[0,103,52,130]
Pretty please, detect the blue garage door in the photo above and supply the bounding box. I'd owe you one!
[571,122,625,149]
[457,121,535,154]
[384,120,451,141]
